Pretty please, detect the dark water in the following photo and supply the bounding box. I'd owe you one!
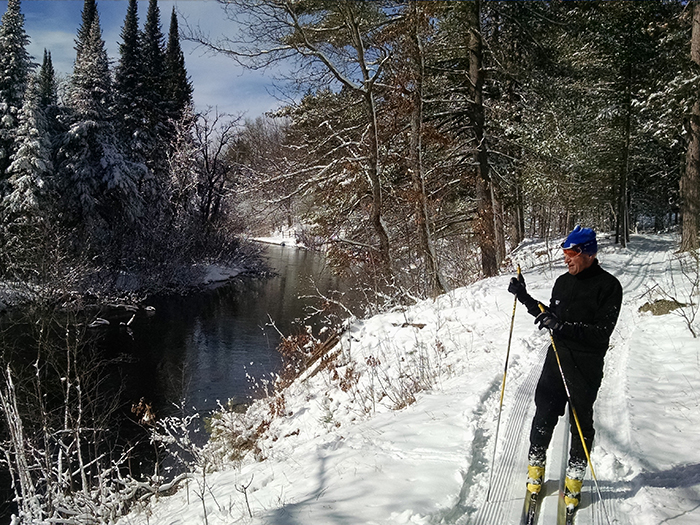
[119,244,352,415]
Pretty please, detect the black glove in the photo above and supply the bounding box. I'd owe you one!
[535,310,564,332]
[508,274,526,297]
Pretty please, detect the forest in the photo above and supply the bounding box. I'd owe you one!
[222,0,700,298]
[0,0,699,522]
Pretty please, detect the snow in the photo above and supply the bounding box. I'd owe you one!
[200,264,243,284]
[117,233,700,525]
[252,232,303,248]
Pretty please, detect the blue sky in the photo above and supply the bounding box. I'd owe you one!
[9,0,284,118]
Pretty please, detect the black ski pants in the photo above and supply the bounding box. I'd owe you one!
[528,347,600,475]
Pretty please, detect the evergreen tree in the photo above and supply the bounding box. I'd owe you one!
[0,0,33,190]
[37,49,57,108]
[165,7,193,123]
[61,8,144,245]
[4,76,52,219]
[75,0,97,61]
[140,0,168,180]
[37,48,64,189]
[1,75,53,278]
[114,0,146,163]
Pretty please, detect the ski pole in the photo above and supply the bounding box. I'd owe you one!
[538,303,613,525]
[486,265,521,502]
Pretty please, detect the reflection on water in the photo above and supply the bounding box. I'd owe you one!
[122,245,350,414]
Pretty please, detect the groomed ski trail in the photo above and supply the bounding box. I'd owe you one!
[463,343,544,524]
[589,234,681,525]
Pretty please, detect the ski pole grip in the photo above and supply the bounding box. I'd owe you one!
[538,303,545,313]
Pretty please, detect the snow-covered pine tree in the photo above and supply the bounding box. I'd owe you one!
[74,0,96,61]
[165,7,193,124]
[0,0,33,191]
[61,6,145,247]
[1,75,54,277]
[4,75,52,219]
[36,48,64,163]
[37,49,57,108]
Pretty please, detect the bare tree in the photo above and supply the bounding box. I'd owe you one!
[192,109,242,229]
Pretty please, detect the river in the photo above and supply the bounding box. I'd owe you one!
[118,243,354,416]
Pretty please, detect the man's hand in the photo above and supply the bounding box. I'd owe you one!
[508,274,526,296]
[535,310,564,332]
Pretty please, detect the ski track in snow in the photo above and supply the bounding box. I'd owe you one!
[117,234,700,525]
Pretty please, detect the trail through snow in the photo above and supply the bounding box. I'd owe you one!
[118,234,700,525]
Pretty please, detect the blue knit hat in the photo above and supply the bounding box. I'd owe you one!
[562,225,597,255]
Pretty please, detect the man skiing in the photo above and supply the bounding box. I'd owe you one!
[508,225,623,511]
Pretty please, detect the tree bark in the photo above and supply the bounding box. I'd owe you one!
[365,89,392,275]
[682,3,700,252]
[342,5,392,277]
[514,178,525,246]
[467,0,498,277]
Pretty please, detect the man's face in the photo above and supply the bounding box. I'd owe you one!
[564,249,595,275]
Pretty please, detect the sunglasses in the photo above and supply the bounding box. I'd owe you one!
[563,247,582,257]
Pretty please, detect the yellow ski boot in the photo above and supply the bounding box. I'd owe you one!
[527,464,545,494]
[564,476,583,509]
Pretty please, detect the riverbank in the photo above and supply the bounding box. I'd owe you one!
[0,239,266,315]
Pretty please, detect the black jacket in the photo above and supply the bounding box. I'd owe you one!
[523,259,623,390]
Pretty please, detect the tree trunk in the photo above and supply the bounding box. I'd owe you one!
[365,89,392,277]
[467,0,498,276]
[682,3,700,252]
[408,3,447,296]
[513,175,525,247]
[616,61,632,247]
[343,4,392,277]
[492,183,506,263]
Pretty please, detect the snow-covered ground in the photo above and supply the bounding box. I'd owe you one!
[118,233,700,525]
[252,230,304,248]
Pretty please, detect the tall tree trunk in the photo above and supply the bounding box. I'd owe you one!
[682,3,700,252]
[492,183,506,263]
[616,61,632,247]
[408,2,447,296]
[467,0,498,276]
[365,89,392,275]
[514,177,525,246]
[340,5,392,277]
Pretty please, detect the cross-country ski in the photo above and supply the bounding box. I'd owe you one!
[522,491,540,525]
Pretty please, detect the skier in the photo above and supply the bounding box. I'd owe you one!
[508,225,623,511]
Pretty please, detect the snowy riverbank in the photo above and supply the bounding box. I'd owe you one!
[118,233,700,525]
